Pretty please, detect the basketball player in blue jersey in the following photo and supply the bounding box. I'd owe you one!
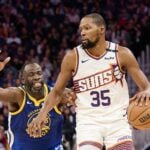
[0,58,75,150]
[28,13,150,150]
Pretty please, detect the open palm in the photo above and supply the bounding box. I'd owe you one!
[0,57,11,71]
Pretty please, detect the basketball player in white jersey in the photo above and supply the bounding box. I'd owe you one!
[28,13,150,150]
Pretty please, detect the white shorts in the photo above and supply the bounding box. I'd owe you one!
[76,119,133,149]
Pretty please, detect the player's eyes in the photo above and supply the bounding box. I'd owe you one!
[37,71,42,75]
[79,26,91,31]
[79,27,91,34]
[85,26,90,30]
[28,73,33,76]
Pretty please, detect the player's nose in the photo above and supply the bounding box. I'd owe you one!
[33,74,41,80]
[80,29,86,37]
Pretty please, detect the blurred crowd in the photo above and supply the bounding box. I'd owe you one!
[0,0,149,149]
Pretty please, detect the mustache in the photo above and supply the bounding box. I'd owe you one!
[25,80,44,87]
[81,37,87,41]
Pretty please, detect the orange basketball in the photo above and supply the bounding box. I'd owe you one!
[127,100,150,130]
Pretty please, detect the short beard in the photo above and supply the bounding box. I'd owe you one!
[81,37,99,49]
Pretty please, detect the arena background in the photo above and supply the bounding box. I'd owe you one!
[0,0,149,150]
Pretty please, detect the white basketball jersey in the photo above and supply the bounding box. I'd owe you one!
[73,42,129,125]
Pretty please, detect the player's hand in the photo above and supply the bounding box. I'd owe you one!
[66,91,77,106]
[27,112,47,138]
[0,51,11,71]
[130,89,150,106]
[62,89,77,106]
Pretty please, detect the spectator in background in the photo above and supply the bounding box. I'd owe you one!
[0,126,8,150]
[0,0,149,85]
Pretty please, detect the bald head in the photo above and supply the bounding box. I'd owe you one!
[24,63,41,73]
[20,63,41,78]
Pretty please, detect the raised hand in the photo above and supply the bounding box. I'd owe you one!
[0,51,11,71]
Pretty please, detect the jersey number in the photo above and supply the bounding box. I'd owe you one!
[90,90,110,107]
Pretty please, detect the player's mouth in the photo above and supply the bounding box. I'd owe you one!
[81,38,87,42]
[33,82,43,90]
[82,39,88,45]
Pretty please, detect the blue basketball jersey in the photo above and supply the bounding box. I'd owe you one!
[7,84,64,150]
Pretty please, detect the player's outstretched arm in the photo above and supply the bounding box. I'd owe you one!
[118,46,150,106]
[0,53,23,104]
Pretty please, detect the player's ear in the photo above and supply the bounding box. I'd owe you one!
[19,72,25,85]
[99,25,105,34]
[21,77,25,85]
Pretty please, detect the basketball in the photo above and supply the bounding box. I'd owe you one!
[127,100,150,130]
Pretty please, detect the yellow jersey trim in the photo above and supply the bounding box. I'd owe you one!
[10,87,26,115]
[26,84,48,106]
[54,106,62,115]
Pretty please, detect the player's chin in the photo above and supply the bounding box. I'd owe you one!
[81,42,88,49]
